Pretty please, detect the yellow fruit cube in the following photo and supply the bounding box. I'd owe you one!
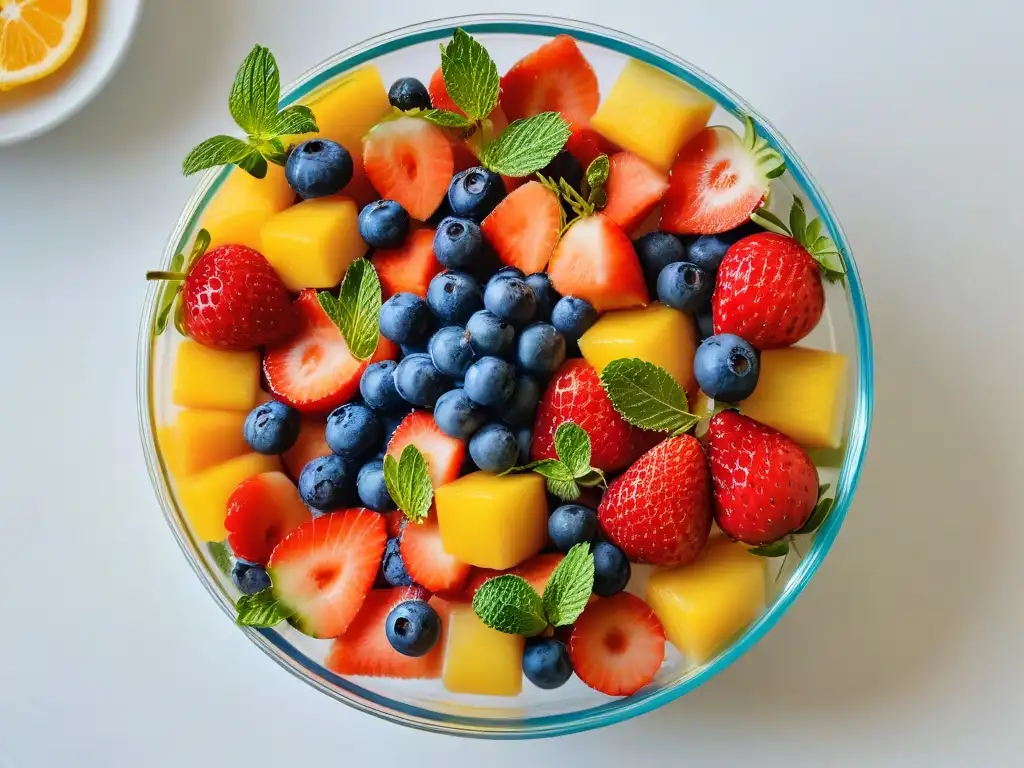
[201,164,296,251]
[442,603,524,697]
[177,453,280,541]
[434,471,548,570]
[172,341,260,412]
[157,426,182,476]
[162,409,248,477]
[590,60,715,171]
[260,197,365,291]
[579,303,699,394]
[646,537,767,664]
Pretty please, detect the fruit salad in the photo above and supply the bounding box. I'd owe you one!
[149,29,850,702]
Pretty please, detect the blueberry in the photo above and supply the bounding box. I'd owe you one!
[285,139,354,199]
[231,560,271,596]
[298,455,351,511]
[522,638,573,689]
[592,541,631,597]
[693,333,760,403]
[383,411,409,447]
[484,276,537,327]
[634,231,685,292]
[551,296,598,341]
[657,261,712,313]
[426,271,483,325]
[381,538,413,586]
[325,403,382,460]
[524,273,560,321]
[360,360,405,412]
[426,195,454,228]
[515,427,533,464]
[385,600,441,657]
[388,76,431,111]
[379,292,432,346]
[468,422,520,473]
[448,166,506,222]
[685,221,762,271]
[358,200,410,249]
[357,459,395,512]
[243,401,300,454]
[464,356,516,407]
[491,266,526,282]
[548,504,599,552]
[516,323,567,376]
[466,310,515,358]
[501,375,541,428]
[428,325,475,377]
[539,150,583,190]
[434,217,483,270]
[394,354,451,407]
[433,388,485,439]
[696,306,715,339]
[400,344,429,358]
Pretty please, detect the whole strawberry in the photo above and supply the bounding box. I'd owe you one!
[598,434,712,567]
[707,410,818,545]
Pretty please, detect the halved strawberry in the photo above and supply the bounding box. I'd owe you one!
[371,229,442,299]
[547,214,649,312]
[500,35,599,128]
[566,126,618,168]
[264,290,398,414]
[602,152,669,235]
[363,116,453,221]
[225,471,312,565]
[481,180,561,274]
[460,553,564,600]
[429,66,458,113]
[399,518,471,594]
[386,410,465,489]
[569,592,666,696]
[282,417,330,480]
[383,510,405,538]
[268,509,387,638]
[324,586,442,678]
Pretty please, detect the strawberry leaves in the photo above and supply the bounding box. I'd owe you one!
[750,196,846,284]
[507,422,605,501]
[748,483,836,580]
[600,358,698,435]
[741,115,786,180]
[147,229,211,337]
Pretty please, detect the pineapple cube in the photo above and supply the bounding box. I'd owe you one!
[260,197,365,291]
[434,471,548,570]
[172,341,260,412]
[579,303,699,394]
[646,537,767,664]
[161,409,248,477]
[442,603,524,696]
[590,60,715,171]
[201,164,295,251]
[177,453,280,541]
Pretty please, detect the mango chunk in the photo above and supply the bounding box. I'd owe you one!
[177,453,280,541]
[590,60,715,171]
[579,303,699,394]
[201,164,295,251]
[646,537,767,664]
[442,603,524,697]
[434,471,547,570]
[172,341,260,412]
[161,409,248,477]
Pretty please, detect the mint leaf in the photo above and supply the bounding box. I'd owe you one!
[542,543,595,626]
[472,575,548,636]
[334,259,381,361]
[266,104,318,137]
[153,251,185,336]
[383,445,433,523]
[236,590,293,628]
[554,422,591,477]
[529,459,579,501]
[798,496,834,535]
[749,539,790,558]
[600,358,698,435]
[480,112,571,177]
[585,153,610,197]
[182,135,262,177]
[208,541,233,578]
[229,44,280,138]
[440,29,499,121]
[421,109,475,129]
[576,468,606,488]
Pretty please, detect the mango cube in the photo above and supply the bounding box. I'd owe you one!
[579,303,699,394]
[434,471,548,570]
[160,409,248,477]
[590,60,715,171]
[172,341,260,412]
[201,164,295,251]
[177,453,280,541]
[260,197,365,291]
[442,603,524,697]
[646,537,767,664]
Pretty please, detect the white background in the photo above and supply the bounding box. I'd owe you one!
[1,0,1021,765]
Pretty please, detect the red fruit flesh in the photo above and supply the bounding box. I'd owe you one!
[263,290,398,414]
[602,152,669,235]
[712,233,825,349]
[371,229,442,299]
[707,410,819,544]
[180,244,298,351]
[225,471,312,565]
[565,126,617,168]
[282,417,330,481]
[569,592,666,696]
[500,35,599,128]
[268,509,387,639]
[598,435,712,567]
[383,511,405,538]
[399,518,471,594]
[363,117,453,221]
[386,411,465,489]
[481,181,562,274]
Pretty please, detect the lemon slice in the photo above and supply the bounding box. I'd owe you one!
[0,0,88,91]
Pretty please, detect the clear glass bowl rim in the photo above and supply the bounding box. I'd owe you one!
[136,13,874,739]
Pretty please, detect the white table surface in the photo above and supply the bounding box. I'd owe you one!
[1,0,1021,764]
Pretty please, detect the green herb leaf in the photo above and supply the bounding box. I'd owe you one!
[383,445,433,523]
[553,422,591,477]
[328,259,382,361]
[182,135,262,177]
[153,251,185,336]
[480,112,571,177]
[588,187,608,209]
[798,496,834,535]
[741,115,786,180]
[440,28,500,121]
[585,154,610,191]
[236,590,294,628]
[600,358,698,435]
[266,104,319,137]
[229,44,280,138]
[749,206,790,236]
[789,195,808,241]
[472,574,548,636]
[536,173,568,233]
[235,149,270,177]
[575,468,606,488]
[558,177,594,218]
[542,543,595,626]
[748,539,790,558]
[523,459,577,501]
[421,109,475,129]
[208,541,233,578]
[818,483,831,499]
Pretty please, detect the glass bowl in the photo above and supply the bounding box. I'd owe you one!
[137,13,873,739]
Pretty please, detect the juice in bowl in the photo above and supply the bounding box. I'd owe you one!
[139,16,872,737]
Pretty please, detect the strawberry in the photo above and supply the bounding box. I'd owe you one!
[460,553,564,601]
[324,586,442,679]
[225,471,312,565]
[481,180,561,274]
[363,116,453,221]
[399,518,471,594]
[565,126,617,168]
[428,67,458,113]
[371,229,442,299]
[546,213,649,312]
[706,410,818,545]
[263,290,398,414]
[602,152,669,235]
[598,434,712,567]
[386,410,465,489]
[500,35,599,128]
[282,417,330,480]
[383,510,405,538]
[268,509,387,638]
[569,592,666,696]
[532,359,656,473]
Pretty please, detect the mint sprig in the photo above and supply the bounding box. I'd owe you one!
[750,196,846,284]
[509,422,605,501]
[236,589,294,628]
[440,29,500,121]
[541,544,595,626]
[421,109,475,129]
[383,445,433,523]
[600,358,699,435]
[479,112,572,177]
[147,229,212,337]
[317,259,382,361]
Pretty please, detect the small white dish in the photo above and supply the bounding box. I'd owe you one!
[0,0,143,146]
